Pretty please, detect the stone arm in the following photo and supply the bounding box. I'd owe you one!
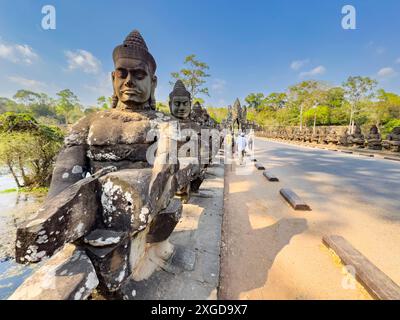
[47,145,90,199]
[47,117,91,199]
[147,121,179,213]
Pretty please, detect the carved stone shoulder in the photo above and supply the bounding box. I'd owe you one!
[64,112,101,147]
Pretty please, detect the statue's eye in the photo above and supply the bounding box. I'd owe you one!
[116,69,128,78]
[135,70,147,80]
[183,102,188,106]
[175,102,180,107]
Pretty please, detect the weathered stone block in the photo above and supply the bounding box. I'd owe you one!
[323,235,400,300]
[99,169,152,233]
[9,244,98,300]
[384,156,400,162]
[15,176,100,264]
[262,171,279,181]
[255,163,265,170]
[175,157,199,192]
[279,188,311,211]
[84,229,131,292]
[147,199,182,243]
[47,145,89,199]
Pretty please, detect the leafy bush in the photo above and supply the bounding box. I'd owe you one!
[0,112,64,188]
[382,119,400,138]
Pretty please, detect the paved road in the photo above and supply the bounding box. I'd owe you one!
[220,138,400,299]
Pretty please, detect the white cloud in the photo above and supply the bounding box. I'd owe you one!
[377,67,397,79]
[290,59,309,70]
[7,76,46,89]
[0,41,38,65]
[299,65,326,77]
[65,49,101,74]
[211,78,226,93]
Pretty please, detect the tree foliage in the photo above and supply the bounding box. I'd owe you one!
[0,112,64,188]
[240,76,399,136]
[170,54,210,99]
[1,89,112,125]
[342,76,377,132]
[207,107,228,123]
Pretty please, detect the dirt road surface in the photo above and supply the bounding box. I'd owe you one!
[219,138,400,299]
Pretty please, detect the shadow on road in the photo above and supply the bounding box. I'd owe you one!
[220,164,308,299]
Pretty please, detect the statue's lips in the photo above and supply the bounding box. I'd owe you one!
[122,90,141,95]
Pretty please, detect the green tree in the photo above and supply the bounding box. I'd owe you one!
[192,97,205,105]
[264,92,287,110]
[13,89,41,105]
[8,90,59,122]
[374,90,400,125]
[170,54,210,99]
[0,112,64,187]
[324,87,345,109]
[245,93,265,110]
[156,102,170,115]
[207,107,228,123]
[56,89,80,124]
[287,80,326,131]
[97,96,112,110]
[304,105,330,126]
[342,76,377,133]
[0,97,19,113]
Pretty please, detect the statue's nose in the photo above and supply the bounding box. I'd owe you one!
[125,72,134,86]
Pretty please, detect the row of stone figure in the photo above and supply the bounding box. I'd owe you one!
[10,30,221,300]
[259,124,400,152]
[220,98,263,132]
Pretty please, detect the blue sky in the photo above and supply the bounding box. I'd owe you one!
[0,0,399,107]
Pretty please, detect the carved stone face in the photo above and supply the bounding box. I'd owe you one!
[370,126,378,134]
[112,58,156,108]
[170,95,191,119]
[393,127,400,135]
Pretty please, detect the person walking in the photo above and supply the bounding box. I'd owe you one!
[237,132,247,165]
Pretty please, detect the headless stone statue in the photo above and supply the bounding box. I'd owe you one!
[366,125,382,150]
[383,127,400,152]
[348,124,365,148]
[12,30,183,298]
[325,127,338,145]
[338,128,351,146]
[311,128,320,144]
[303,128,312,143]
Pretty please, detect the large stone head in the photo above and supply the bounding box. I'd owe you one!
[192,101,202,112]
[191,101,203,118]
[112,30,157,110]
[392,127,400,135]
[202,108,210,121]
[169,80,191,119]
[370,125,378,134]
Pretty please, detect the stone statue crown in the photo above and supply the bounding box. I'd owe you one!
[169,80,191,99]
[112,29,157,74]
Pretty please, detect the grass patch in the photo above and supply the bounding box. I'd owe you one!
[0,188,17,193]
[0,187,48,194]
